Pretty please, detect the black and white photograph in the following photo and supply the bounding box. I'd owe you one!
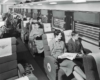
[0,0,100,80]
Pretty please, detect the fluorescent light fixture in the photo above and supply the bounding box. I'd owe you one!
[37,4,42,5]
[29,3,33,6]
[73,0,86,3]
[50,2,57,4]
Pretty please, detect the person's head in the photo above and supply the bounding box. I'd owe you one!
[71,31,79,40]
[54,30,62,41]
[16,15,20,19]
[37,17,42,23]
[34,22,40,29]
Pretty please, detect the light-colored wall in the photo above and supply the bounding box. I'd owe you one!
[82,41,100,53]
[14,2,100,52]
[31,2,100,12]
[1,2,16,14]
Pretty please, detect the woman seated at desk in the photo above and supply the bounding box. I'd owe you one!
[49,30,86,80]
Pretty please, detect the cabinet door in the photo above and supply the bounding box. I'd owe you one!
[48,10,52,23]
[64,11,73,30]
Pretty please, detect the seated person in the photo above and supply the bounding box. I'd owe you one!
[37,17,44,28]
[16,15,22,29]
[29,22,44,57]
[67,31,91,57]
[23,14,27,21]
[49,30,86,80]
[29,23,36,41]
[67,31,85,57]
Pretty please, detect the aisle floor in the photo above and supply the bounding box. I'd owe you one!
[16,38,49,80]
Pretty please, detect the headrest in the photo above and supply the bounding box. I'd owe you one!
[43,33,54,47]
[0,15,2,19]
[64,30,72,36]
[13,15,17,18]
[64,30,72,43]
[0,38,12,57]
[27,17,30,20]
[43,23,52,33]
[33,20,37,23]
[0,21,5,28]
[43,33,54,39]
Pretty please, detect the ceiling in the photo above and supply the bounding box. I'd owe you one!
[0,0,100,4]
[0,0,26,4]
[26,0,100,6]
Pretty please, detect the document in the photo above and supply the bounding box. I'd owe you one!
[59,53,78,60]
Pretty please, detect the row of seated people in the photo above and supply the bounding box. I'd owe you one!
[27,23,100,80]
[22,16,100,80]
[42,29,100,80]
[44,30,88,80]
[0,12,24,38]
[26,17,88,80]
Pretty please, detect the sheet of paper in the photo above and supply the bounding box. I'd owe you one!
[0,38,12,57]
[43,23,52,32]
[0,45,12,57]
[0,21,5,27]
[15,76,29,80]
[0,38,11,45]
[59,53,78,60]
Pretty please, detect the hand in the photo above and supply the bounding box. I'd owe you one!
[77,54,84,58]
[58,56,61,59]
[58,55,63,59]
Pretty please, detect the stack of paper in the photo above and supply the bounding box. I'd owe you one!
[59,53,78,60]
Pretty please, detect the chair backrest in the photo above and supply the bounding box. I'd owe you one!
[0,37,17,80]
[83,53,100,80]
[42,32,54,57]
[43,23,52,33]
[63,30,72,44]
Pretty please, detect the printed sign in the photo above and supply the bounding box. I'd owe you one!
[43,23,51,32]
[53,17,65,30]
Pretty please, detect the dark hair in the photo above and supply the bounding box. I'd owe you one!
[35,22,41,28]
[37,17,42,21]
[71,31,78,37]
[54,30,61,37]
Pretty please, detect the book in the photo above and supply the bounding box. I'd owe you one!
[58,53,78,60]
